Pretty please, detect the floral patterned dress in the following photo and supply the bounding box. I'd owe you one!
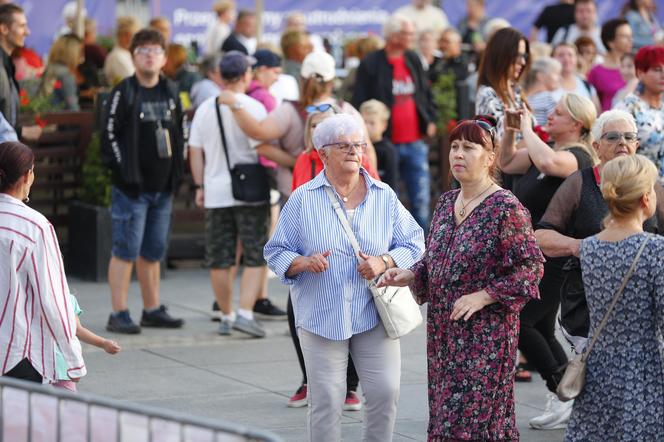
[411,189,544,441]
[566,233,664,441]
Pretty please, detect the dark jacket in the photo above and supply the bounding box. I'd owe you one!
[351,49,437,140]
[101,75,186,195]
[0,48,20,131]
[221,33,248,54]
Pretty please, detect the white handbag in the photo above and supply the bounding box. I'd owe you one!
[324,187,423,339]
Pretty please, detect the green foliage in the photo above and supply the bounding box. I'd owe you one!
[431,71,458,134]
[80,132,111,207]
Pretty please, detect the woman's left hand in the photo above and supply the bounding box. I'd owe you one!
[357,251,385,280]
[450,290,495,321]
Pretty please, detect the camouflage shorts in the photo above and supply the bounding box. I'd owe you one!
[205,205,270,269]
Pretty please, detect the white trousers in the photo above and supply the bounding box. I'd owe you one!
[299,324,401,442]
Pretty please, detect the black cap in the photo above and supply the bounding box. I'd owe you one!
[253,49,282,68]
[219,50,256,80]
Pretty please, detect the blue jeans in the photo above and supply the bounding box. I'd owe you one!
[110,186,173,262]
[395,140,430,231]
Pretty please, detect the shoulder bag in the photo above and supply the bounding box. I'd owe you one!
[557,236,649,401]
[324,186,423,339]
[214,97,270,203]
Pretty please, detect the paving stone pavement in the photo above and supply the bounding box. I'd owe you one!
[70,267,565,442]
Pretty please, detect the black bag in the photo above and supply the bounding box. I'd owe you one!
[215,97,270,203]
[559,257,590,338]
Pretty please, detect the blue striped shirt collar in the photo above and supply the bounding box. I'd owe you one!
[306,167,388,192]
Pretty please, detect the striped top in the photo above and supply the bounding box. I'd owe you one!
[0,193,86,382]
[264,169,425,340]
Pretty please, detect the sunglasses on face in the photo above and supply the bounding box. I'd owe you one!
[306,103,334,114]
[516,52,529,63]
[321,142,367,153]
[600,131,638,144]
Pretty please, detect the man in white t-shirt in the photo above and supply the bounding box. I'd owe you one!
[551,0,605,54]
[395,0,449,38]
[188,51,271,338]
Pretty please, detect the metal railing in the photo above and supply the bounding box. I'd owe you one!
[0,376,282,442]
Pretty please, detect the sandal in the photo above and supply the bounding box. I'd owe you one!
[515,364,532,382]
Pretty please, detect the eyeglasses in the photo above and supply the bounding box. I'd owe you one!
[600,131,638,144]
[516,52,529,63]
[321,142,367,153]
[134,46,165,56]
[306,103,334,114]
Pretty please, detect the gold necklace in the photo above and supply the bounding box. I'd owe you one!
[336,179,361,203]
[458,182,494,217]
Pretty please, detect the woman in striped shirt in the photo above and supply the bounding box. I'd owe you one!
[265,114,424,442]
[0,141,86,383]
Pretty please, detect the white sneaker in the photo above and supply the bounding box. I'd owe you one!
[529,393,573,430]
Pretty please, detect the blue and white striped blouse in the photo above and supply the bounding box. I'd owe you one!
[264,169,425,340]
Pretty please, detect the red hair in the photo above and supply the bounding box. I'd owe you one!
[449,116,500,181]
[634,45,664,73]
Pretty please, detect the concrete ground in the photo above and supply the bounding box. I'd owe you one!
[71,266,565,442]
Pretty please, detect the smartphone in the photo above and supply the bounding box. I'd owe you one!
[505,110,521,130]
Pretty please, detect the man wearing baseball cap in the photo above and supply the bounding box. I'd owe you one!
[189,51,289,337]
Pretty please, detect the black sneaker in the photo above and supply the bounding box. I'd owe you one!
[140,305,184,328]
[106,310,141,334]
[211,301,222,322]
[253,298,287,320]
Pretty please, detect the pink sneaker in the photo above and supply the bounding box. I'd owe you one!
[343,390,362,411]
[288,384,307,408]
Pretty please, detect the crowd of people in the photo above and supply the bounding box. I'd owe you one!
[0,0,663,441]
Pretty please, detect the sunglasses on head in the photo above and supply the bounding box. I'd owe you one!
[306,103,335,114]
[462,118,496,147]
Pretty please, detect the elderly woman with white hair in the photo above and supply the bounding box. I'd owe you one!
[524,57,563,126]
[536,108,664,350]
[264,114,424,442]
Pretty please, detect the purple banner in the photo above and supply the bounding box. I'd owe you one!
[157,0,663,53]
[17,0,115,58]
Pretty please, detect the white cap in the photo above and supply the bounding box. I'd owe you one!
[301,52,336,82]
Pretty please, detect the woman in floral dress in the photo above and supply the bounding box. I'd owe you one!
[379,117,544,441]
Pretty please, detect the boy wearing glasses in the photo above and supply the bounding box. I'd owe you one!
[101,28,186,334]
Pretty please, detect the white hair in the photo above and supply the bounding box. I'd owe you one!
[591,110,637,142]
[483,18,510,40]
[312,114,365,151]
[383,14,411,38]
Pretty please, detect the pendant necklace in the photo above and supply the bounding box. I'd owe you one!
[458,182,494,217]
[336,179,361,203]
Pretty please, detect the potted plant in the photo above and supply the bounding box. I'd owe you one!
[431,71,458,193]
[67,132,113,281]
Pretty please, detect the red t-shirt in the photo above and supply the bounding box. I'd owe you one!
[291,150,380,191]
[388,56,420,144]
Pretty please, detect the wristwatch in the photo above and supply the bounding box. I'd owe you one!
[193,184,204,190]
[230,101,244,111]
[380,254,391,271]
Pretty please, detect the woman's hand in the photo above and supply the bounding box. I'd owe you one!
[520,110,535,134]
[216,90,237,106]
[357,251,385,280]
[450,290,496,321]
[376,268,415,287]
[305,250,332,273]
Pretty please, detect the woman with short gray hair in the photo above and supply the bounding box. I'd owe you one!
[265,114,424,442]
